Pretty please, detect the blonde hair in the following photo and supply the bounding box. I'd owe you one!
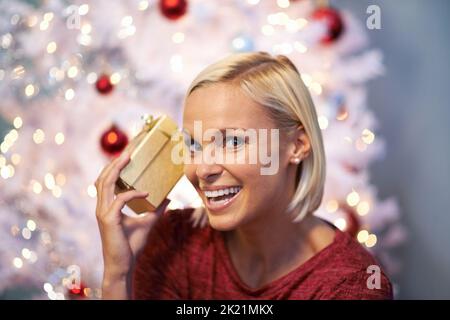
[185,52,326,223]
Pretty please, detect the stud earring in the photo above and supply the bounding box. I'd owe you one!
[293,158,301,164]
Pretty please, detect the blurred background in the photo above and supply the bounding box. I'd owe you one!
[0,0,449,299]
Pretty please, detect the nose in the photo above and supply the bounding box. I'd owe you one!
[196,162,223,184]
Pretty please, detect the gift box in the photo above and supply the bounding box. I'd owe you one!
[114,114,184,213]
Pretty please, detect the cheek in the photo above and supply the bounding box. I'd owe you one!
[183,164,198,186]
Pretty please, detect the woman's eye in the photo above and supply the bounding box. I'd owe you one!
[185,137,202,153]
[225,136,245,149]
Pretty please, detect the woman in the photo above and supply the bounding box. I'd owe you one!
[95,52,393,299]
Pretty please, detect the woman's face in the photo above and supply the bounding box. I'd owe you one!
[182,83,300,231]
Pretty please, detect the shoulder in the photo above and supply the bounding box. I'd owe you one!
[313,230,394,300]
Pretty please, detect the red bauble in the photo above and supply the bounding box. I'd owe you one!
[159,0,188,21]
[312,7,344,44]
[95,74,114,95]
[100,124,128,156]
[68,282,87,299]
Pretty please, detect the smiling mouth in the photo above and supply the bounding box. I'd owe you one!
[203,186,242,210]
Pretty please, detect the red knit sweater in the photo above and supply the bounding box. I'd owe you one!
[132,208,393,300]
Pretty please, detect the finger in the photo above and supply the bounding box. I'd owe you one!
[101,152,131,206]
[104,190,148,221]
[95,152,130,209]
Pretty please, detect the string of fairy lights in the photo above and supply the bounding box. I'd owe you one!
[0,0,383,299]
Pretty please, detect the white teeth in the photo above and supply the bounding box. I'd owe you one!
[204,186,241,198]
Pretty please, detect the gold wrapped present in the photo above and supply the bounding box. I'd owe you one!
[114,114,184,213]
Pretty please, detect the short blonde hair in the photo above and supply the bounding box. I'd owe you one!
[185,52,326,222]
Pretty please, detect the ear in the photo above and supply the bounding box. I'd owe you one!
[289,125,311,165]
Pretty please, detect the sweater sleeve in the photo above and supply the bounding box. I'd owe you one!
[131,209,193,300]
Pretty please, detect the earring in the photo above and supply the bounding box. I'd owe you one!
[293,158,301,164]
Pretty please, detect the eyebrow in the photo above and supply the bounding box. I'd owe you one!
[182,127,249,144]
[182,127,248,137]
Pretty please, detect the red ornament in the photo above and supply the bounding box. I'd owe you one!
[68,282,87,299]
[312,7,344,44]
[100,124,128,156]
[95,74,114,95]
[159,0,188,21]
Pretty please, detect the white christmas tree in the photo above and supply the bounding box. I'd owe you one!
[0,0,406,299]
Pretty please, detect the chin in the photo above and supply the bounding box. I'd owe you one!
[206,211,241,231]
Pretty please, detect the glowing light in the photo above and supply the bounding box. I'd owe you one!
[311,82,322,95]
[46,41,57,53]
[336,107,349,121]
[27,15,38,27]
[110,72,121,85]
[67,66,79,78]
[138,0,149,11]
[13,257,23,268]
[122,16,133,27]
[48,291,57,300]
[362,129,375,144]
[247,0,260,5]
[33,129,45,144]
[11,153,21,165]
[43,12,54,22]
[22,248,31,259]
[334,218,347,231]
[45,173,56,190]
[261,25,275,36]
[0,156,5,167]
[43,283,53,293]
[346,190,360,207]
[13,117,22,129]
[78,34,92,46]
[29,251,38,263]
[294,41,307,53]
[357,201,370,216]
[25,84,35,97]
[357,230,369,243]
[86,72,97,84]
[318,115,329,130]
[1,166,13,179]
[81,23,92,34]
[365,234,377,248]
[12,65,25,79]
[52,186,62,198]
[277,0,290,9]
[27,219,37,231]
[22,228,32,239]
[40,20,49,31]
[56,173,66,186]
[32,180,43,194]
[172,32,185,44]
[87,185,97,198]
[78,4,89,15]
[65,88,75,101]
[55,132,65,145]
[1,33,12,49]
[326,200,339,213]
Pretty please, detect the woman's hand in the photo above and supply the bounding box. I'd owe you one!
[95,151,170,299]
